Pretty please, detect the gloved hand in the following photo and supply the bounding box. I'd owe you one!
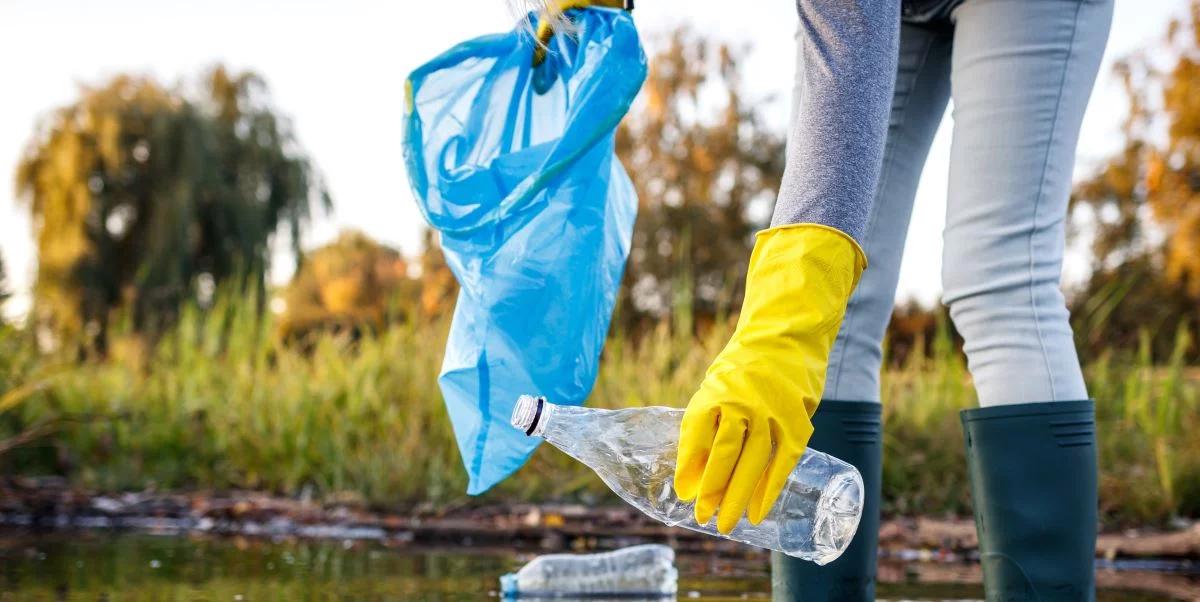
[673,224,866,534]
[531,0,630,66]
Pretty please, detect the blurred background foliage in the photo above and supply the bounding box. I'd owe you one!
[277,230,417,344]
[1069,4,1200,362]
[614,29,784,335]
[1,15,1198,525]
[0,292,1195,526]
[0,251,10,311]
[15,66,330,357]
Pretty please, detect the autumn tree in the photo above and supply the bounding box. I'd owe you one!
[1071,5,1200,360]
[15,66,329,353]
[615,28,786,334]
[278,230,418,341]
[416,230,457,319]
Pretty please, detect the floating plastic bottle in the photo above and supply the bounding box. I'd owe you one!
[500,544,677,598]
[511,396,863,565]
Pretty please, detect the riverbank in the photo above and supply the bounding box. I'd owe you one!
[3,313,1199,527]
[3,482,1198,564]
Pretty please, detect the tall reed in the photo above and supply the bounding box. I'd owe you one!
[1,294,1196,526]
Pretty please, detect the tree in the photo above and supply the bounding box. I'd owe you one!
[1069,256,1198,360]
[0,251,10,315]
[416,230,457,319]
[278,230,417,341]
[278,230,418,341]
[1070,5,1200,360]
[276,228,456,344]
[15,66,329,353]
[614,28,786,334]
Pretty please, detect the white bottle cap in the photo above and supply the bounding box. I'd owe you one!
[510,395,547,436]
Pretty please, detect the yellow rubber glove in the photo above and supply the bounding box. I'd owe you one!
[531,0,629,66]
[673,223,866,534]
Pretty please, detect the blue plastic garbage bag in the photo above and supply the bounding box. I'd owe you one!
[403,8,646,494]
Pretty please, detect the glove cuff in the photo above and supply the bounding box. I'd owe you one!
[732,222,866,349]
[755,223,867,276]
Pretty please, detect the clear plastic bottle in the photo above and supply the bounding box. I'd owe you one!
[511,395,863,565]
[499,544,677,598]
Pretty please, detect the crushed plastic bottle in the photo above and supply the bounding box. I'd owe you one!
[500,544,677,598]
[511,396,863,565]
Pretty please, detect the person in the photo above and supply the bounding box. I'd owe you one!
[534,0,1113,598]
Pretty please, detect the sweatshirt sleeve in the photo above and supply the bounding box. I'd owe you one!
[770,0,901,244]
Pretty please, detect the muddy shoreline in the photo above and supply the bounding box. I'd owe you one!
[2,479,1198,564]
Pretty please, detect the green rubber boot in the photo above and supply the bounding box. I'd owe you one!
[772,400,882,602]
[961,400,1098,601]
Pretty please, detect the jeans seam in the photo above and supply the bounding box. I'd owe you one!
[830,28,936,400]
[1027,2,1084,402]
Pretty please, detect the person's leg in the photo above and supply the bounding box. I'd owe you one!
[944,0,1113,598]
[772,22,953,602]
[822,21,953,403]
[942,0,1111,407]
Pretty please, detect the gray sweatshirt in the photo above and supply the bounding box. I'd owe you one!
[770,0,901,243]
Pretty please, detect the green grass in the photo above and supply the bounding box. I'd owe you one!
[1,294,1197,527]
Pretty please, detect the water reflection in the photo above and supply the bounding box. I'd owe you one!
[0,531,1194,601]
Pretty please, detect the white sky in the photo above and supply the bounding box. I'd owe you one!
[0,0,1186,321]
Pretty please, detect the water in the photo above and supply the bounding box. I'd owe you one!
[0,531,1194,601]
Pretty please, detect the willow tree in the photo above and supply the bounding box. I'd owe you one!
[615,28,786,335]
[16,66,330,352]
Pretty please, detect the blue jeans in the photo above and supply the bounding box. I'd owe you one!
[818,0,1114,406]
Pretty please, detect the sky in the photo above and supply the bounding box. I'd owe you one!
[0,0,1187,321]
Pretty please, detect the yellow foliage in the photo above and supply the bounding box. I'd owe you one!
[1074,3,1200,298]
[278,230,417,341]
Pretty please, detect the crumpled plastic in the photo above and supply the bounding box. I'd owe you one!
[403,8,646,494]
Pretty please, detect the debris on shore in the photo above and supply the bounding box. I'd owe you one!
[2,478,1197,563]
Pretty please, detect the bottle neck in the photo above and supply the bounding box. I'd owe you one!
[511,395,556,437]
